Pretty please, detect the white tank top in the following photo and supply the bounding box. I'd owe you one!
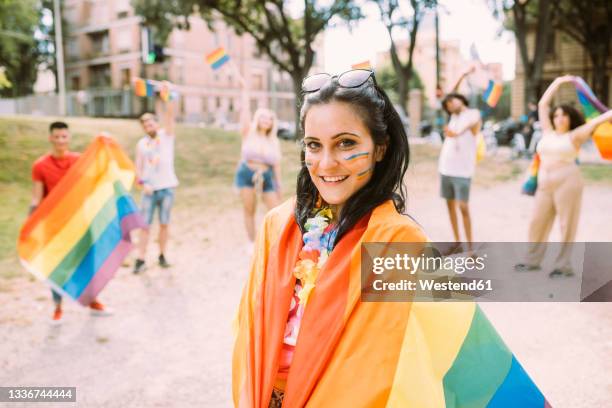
[537,132,578,164]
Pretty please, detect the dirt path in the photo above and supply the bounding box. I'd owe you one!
[0,177,611,407]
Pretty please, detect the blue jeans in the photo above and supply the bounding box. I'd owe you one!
[141,188,175,225]
[52,289,62,305]
[234,162,277,192]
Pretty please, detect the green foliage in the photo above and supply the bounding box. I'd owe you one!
[131,0,193,44]
[131,0,362,76]
[0,0,42,97]
[376,64,424,104]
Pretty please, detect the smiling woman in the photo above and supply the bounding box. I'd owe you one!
[232,70,548,407]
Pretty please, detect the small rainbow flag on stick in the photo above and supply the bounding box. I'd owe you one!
[133,78,147,97]
[572,77,612,160]
[133,78,155,97]
[351,60,372,70]
[18,136,145,305]
[483,80,503,108]
[206,47,230,70]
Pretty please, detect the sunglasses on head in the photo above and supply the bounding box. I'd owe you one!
[301,69,376,93]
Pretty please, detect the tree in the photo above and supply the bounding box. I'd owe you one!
[489,0,553,112]
[373,0,436,115]
[133,0,363,135]
[0,0,42,97]
[376,63,423,105]
[551,0,611,103]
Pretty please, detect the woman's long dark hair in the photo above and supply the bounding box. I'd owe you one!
[295,77,410,245]
[550,104,585,131]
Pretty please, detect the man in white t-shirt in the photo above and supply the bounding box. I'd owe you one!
[133,97,179,273]
[438,93,481,250]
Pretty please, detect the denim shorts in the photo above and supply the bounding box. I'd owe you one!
[141,188,175,225]
[440,174,471,201]
[234,162,277,192]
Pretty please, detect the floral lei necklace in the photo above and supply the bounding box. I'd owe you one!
[293,206,338,306]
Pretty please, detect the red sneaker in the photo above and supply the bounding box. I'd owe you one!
[51,307,62,325]
[89,300,113,316]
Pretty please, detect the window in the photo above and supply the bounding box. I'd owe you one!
[89,30,109,56]
[229,98,234,112]
[216,97,221,108]
[67,37,79,59]
[70,75,80,90]
[252,73,264,90]
[64,5,78,24]
[120,68,131,87]
[89,64,111,88]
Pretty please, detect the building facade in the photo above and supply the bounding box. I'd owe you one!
[512,27,612,119]
[62,0,323,123]
[376,17,503,111]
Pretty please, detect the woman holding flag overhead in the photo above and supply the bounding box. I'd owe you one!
[516,75,612,277]
[234,77,282,251]
[232,68,548,407]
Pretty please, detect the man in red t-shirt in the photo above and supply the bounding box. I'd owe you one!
[30,121,112,324]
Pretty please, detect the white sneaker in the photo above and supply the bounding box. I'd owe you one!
[89,301,113,317]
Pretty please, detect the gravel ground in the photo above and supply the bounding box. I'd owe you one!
[0,177,610,407]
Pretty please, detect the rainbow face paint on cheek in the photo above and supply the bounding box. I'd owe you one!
[356,167,372,180]
[343,152,369,162]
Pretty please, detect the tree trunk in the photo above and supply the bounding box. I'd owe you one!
[397,73,409,117]
[291,74,304,138]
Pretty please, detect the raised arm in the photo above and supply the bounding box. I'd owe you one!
[157,82,176,136]
[538,75,574,132]
[239,80,251,140]
[570,109,612,148]
[449,65,476,93]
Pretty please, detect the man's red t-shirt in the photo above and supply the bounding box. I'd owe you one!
[32,152,81,197]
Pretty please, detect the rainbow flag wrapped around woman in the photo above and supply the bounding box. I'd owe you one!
[233,200,549,407]
[18,136,145,306]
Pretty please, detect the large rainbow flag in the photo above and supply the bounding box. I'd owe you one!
[572,76,612,160]
[18,136,145,306]
[233,200,549,407]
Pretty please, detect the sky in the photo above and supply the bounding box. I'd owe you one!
[323,0,516,80]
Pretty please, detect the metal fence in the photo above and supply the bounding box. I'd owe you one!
[0,89,143,118]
